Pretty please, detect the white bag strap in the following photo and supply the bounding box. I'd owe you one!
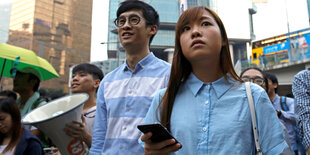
[245,82,263,155]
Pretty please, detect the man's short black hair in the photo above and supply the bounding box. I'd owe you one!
[265,72,279,93]
[116,0,159,44]
[0,90,17,100]
[72,63,104,80]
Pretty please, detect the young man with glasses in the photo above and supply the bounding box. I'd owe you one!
[90,0,171,154]
[240,67,269,91]
[240,67,293,154]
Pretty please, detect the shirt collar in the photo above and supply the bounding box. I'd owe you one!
[186,72,235,99]
[272,94,280,103]
[122,52,155,71]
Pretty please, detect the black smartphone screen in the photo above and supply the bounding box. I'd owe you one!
[137,123,180,144]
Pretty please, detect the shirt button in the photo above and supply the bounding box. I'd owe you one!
[203,127,207,132]
[129,90,132,94]
[206,85,210,88]
[123,127,127,131]
[205,100,209,104]
[126,108,130,112]
[120,145,123,149]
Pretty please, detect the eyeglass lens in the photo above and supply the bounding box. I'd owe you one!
[115,15,140,27]
[241,77,264,85]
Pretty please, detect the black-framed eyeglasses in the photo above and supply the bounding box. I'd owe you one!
[241,77,265,86]
[114,14,141,27]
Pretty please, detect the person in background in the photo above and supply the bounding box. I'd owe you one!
[140,6,287,155]
[292,68,310,155]
[64,63,104,148]
[13,70,47,118]
[240,68,293,154]
[0,97,42,155]
[12,69,50,148]
[240,67,269,91]
[90,0,171,154]
[265,72,302,155]
[0,90,17,100]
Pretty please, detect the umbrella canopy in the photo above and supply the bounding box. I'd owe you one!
[0,43,59,81]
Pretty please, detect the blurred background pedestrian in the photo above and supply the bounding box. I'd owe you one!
[0,97,43,155]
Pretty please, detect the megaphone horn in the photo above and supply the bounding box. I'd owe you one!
[22,93,89,155]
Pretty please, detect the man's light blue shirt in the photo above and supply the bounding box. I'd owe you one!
[90,52,171,154]
[143,73,288,155]
[271,94,297,151]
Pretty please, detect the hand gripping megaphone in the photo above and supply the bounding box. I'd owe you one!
[22,93,89,155]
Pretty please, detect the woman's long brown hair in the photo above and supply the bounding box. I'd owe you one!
[0,98,23,153]
[157,6,242,131]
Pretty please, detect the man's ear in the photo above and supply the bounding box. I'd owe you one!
[273,82,278,89]
[94,79,101,89]
[149,25,158,36]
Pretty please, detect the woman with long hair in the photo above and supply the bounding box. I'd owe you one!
[140,6,288,154]
[0,98,42,155]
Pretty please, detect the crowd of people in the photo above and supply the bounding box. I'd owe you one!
[0,0,310,155]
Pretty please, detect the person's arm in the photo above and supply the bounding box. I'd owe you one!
[279,98,296,125]
[139,89,181,155]
[292,71,310,150]
[89,84,108,154]
[251,84,288,155]
[64,115,92,148]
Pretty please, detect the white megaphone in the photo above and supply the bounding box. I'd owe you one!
[22,93,89,155]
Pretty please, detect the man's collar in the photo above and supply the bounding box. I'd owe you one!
[123,52,155,71]
[272,94,280,103]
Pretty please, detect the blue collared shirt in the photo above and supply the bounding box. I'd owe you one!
[271,94,297,150]
[143,73,288,155]
[292,69,310,149]
[90,52,171,154]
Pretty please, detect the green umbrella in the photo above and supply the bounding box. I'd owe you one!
[0,43,59,81]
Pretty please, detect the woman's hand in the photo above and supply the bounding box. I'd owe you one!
[141,132,182,155]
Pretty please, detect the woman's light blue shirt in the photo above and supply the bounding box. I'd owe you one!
[142,73,288,155]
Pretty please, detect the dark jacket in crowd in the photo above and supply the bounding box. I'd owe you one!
[15,129,43,155]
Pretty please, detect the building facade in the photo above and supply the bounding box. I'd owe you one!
[6,0,93,93]
[0,2,11,43]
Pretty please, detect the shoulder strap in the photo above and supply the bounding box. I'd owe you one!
[245,82,262,155]
[280,96,288,111]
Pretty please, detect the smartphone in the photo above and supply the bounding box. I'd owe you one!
[137,123,181,145]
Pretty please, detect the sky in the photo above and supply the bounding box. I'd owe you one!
[253,0,309,40]
[91,0,109,62]
[90,0,310,61]
[1,0,309,62]
[0,1,12,43]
